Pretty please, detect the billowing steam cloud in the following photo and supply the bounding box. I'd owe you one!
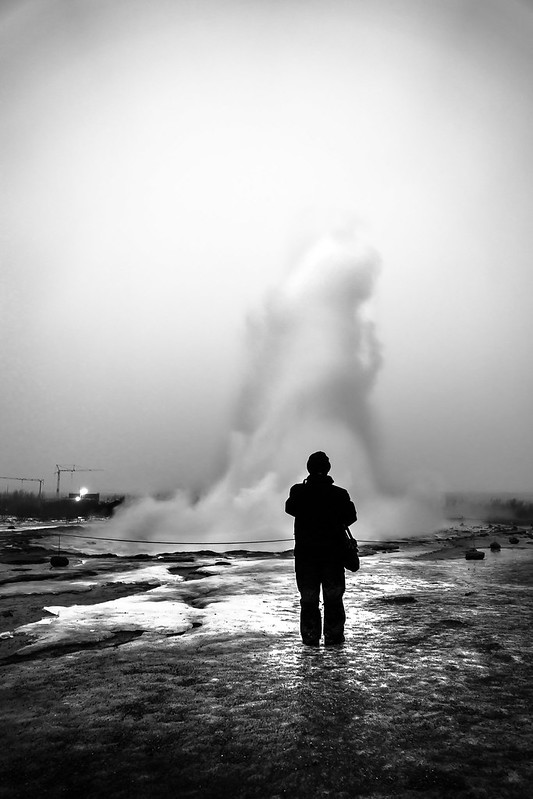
[109,222,441,550]
[232,221,383,491]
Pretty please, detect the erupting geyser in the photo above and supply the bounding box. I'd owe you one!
[110,222,441,549]
[232,220,383,492]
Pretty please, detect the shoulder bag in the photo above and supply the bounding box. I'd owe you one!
[344,527,360,572]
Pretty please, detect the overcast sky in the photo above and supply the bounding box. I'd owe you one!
[2,0,533,498]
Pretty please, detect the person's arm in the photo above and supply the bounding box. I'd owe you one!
[343,492,357,527]
[285,485,300,517]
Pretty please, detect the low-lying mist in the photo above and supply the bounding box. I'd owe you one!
[109,222,443,549]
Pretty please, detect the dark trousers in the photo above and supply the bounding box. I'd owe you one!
[295,557,346,644]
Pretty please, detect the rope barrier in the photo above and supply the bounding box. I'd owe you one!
[49,532,294,546]
[1,528,406,546]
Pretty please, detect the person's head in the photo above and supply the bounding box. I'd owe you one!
[306,451,331,475]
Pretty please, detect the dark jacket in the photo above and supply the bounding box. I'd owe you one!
[285,474,357,559]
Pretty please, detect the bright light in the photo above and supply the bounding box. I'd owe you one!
[75,496,81,502]
[80,487,88,497]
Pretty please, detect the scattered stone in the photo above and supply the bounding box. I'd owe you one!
[50,555,69,567]
[465,548,485,560]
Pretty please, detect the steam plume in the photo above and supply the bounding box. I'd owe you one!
[109,222,440,550]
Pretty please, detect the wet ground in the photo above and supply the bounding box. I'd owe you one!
[1,524,532,798]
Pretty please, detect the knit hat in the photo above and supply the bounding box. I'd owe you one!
[306,451,331,474]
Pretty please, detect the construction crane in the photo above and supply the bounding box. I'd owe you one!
[0,476,45,499]
[55,465,103,496]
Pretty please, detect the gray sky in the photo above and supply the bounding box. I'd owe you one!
[2,0,533,498]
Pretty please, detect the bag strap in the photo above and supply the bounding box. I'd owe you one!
[345,526,357,543]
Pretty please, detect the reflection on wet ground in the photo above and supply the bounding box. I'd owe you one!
[1,528,532,797]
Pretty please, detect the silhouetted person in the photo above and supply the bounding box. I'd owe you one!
[285,451,357,646]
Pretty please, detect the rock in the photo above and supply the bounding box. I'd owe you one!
[465,548,485,560]
[490,542,501,552]
[509,536,519,544]
[50,555,69,567]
